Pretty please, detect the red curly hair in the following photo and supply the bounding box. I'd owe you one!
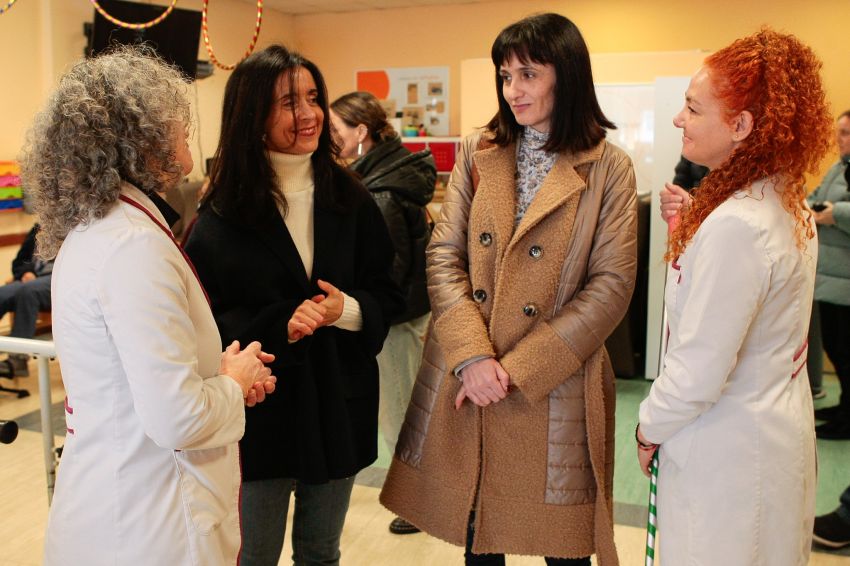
[666,28,833,261]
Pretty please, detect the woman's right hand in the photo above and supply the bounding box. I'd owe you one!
[219,340,276,401]
[287,300,327,341]
[660,183,691,224]
[455,358,510,409]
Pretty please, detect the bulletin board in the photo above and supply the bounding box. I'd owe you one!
[356,66,450,136]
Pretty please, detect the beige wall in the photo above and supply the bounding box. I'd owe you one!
[0,0,295,179]
[1,0,848,175]
[296,0,849,173]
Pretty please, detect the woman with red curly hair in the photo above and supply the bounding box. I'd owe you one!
[636,29,832,565]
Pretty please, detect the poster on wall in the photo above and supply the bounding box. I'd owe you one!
[355,66,450,136]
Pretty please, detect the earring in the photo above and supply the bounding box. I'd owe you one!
[357,142,363,157]
[262,133,267,143]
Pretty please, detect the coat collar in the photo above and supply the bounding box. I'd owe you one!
[472,139,606,251]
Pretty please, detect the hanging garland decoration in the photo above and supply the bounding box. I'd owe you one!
[0,0,19,16]
[202,0,264,71]
[90,0,178,30]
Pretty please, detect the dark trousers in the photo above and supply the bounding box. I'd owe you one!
[464,514,591,566]
[819,301,850,415]
[807,300,823,394]
[239,476,356,566]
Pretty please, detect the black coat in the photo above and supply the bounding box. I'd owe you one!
[352,137,435,323]
[184,181,403,483]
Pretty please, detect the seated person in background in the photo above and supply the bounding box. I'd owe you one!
[0,223,52,376]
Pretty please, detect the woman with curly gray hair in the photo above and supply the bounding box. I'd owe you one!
[21,46,277,566]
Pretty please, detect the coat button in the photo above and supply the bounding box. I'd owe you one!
[523,303,538,317]
[473,289,487,303]
[529,245,543,259]
[479,232,493,247]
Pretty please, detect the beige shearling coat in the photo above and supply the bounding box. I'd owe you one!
[380,130,637,563]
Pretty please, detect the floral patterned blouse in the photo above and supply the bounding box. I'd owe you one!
[514,126,556,225]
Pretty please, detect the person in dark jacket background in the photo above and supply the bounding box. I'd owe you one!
[330,91,436,535]
[185,47,403,566]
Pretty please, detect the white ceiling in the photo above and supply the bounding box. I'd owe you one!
[251,0,496,15]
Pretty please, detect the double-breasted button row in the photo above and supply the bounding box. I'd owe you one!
[473,289,487,303]
[523,303,538,317]
[479,232,493,247]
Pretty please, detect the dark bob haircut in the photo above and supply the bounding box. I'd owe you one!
[487,13,615,153]
[203,45,358,225]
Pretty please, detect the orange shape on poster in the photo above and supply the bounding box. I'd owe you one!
[356,71,390,99]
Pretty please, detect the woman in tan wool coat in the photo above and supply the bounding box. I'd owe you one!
[380,13,636,566]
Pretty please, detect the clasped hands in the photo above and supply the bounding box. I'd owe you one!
[455,358,511,409]
[287,279,345,342]
[220,340,277,407]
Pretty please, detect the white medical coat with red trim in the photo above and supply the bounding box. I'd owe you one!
[640,179,818,566]
[44,184,245,566]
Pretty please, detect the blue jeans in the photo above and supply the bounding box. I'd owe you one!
[240,476,356,566]
[838,485,850,525]
[0,276,51,339]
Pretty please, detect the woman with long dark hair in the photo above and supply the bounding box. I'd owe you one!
[380,13,636,566]
[185,45,403,565]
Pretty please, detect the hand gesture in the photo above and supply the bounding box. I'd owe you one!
[660,183,691,225]
[21,272,36,283]
[813,201,836,226]
[287,300,327,341]
[311,279,344,326]
[219,340,277,405]
[454,358,510,409]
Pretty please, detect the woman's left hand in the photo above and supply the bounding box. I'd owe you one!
[245,376,277,407]
[312,279,344,326]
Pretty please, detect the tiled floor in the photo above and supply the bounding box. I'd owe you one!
[3,362,848,565]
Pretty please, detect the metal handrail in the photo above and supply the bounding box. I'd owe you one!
[0,336,57,503]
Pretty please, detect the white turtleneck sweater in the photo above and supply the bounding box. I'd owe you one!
[269,150,362,331]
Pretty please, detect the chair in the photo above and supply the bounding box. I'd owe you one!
[0,359,29,398]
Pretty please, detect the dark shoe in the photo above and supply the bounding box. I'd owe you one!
[389,517,420,535]
[816,419,850,440]
[815,405,843,421]
[8,354,29,377]
[814,511,850,548]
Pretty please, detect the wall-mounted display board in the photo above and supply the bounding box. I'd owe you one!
[356,66,450,136]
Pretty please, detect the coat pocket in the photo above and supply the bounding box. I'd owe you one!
[173,446,238,536]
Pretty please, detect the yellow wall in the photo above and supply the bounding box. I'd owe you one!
[1,0,848,174]
[0,0,295,178]
[295,0,849,171]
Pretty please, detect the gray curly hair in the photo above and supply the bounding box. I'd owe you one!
[21,45,191,258]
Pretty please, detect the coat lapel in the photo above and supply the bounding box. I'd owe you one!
[472,144,517,267]
[510,141,605,247]
[250,213,312,295]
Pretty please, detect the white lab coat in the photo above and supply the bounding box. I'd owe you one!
[44,185,245,565]
[640,180,817,566]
